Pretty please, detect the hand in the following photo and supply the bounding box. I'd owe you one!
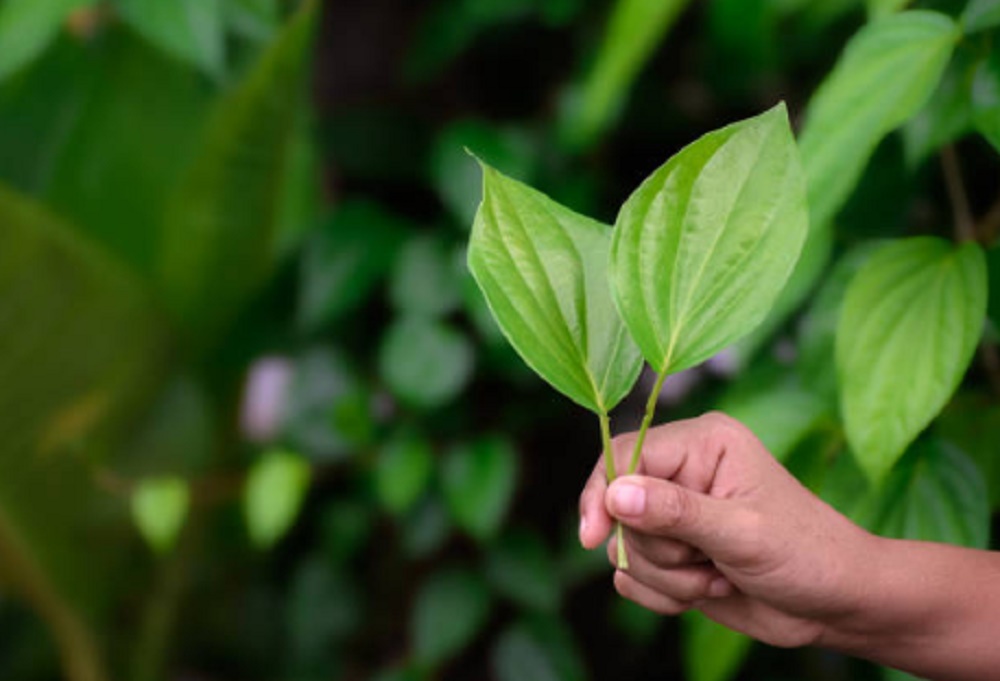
[578,412,876,648]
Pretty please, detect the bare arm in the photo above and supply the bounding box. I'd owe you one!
[578,412,1000,681]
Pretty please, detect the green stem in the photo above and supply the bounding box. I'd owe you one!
[627,370,668,475]
[600,413,630,570]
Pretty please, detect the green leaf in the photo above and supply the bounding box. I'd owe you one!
[468,162,643,414]
[225,0,279,42]
[374,434,434,515]
[297,201,408,330]
[683,611,753,681]
[867,0,910,20]
[116,0,226,78]
[130,477,190,554]
[157,1,317,347]
[972,47,1000,154]
[611,103,808,376]
[901,46,976,167]
[431,119,537,227]
[46,30,210,275]
[836,237,987,484]
[390,234,462,317]
[378,316,475,409]
[611,598,662,643]
[0,0,85,82]
[243,449,312,548]
[441,437,518,541]
[798,11,958,229]
[286,556,360,665]
[412,567,491,667]
[560,0,692,149]
[963,0,1000,33]
[856,439,989,547]
[491,617,586,681]
[400,498,452,559]
[485,529,560,612]
[937,393,1000,510]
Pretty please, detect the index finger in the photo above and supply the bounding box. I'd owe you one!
[578,432,636,549]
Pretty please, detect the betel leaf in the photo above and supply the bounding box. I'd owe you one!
[157,0,317,348]
[116,0,226,79]
[798,11,958,230]
[411,567,491,667]
[836,237,987,485]
[374,433,434,515]
[378,316,475,410]
[683,611,753,681]
[0,0,86,82]
[441,437,518,541]
[131,477,190,554]
[243,449,312,548]
[389,234,462,317]
[610,103,808,376]
[963,0,1000,34]
[468,162,643,415]
[867,0,910,20]
[856,439,989,548]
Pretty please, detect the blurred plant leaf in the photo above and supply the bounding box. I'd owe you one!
[0,0,87,82]
[0,184,168,680]
[485,528,560,612]
[491,616,586,681]
[441,436,517,541]
[375,433,434,515]
[963,0,1000,34]
[274,110,322,259]
[432,119,537,227]
[372,667,424,681]
[297,201,408,331]
[378,317,475,409]
[400,497,452,559]
[116,0,226,79]
[390,234,462,317]
[901,46,976,167]
[47,30,210,275]
[798,11,958,230]
[866,0,910,20]
[855,439,989,547]
[411,567,491,667]
[225,0,278,42]
[157,0,317,348]
[130,477,189,554]
[683,611,753,681]
[611,104,808,376]
[286,556,360,667]
[611,598,661,644]
[937,394,1000,510]
[244,449,311,549]
[972,47,1000,154]
[837,237,987,485]
[560,0,691,150]
[283,347,372,461]
[321,500,371,565]
[468,162,643,415]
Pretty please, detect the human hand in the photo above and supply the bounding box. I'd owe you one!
[578,412,877,648]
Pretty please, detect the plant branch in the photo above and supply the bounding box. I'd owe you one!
[628,370,668,475]
[599,412,616,481]
[940,145,977,243]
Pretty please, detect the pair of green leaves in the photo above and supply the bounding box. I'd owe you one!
[468,103,809,421]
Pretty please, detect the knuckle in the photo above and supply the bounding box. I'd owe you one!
[656,486,692,532]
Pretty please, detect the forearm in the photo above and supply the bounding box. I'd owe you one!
[820,536,1000,681]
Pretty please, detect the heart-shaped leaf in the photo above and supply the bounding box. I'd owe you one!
[610,103,808,375]
[836,237,987,484]
[468,162,642,414]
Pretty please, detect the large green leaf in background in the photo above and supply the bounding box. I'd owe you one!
[837,237,987,484]
[0,185,168,681]
[46,31,210,276]
[116,0,226,78]
[867,0,910,20]
[560,0,691,150]
[610,103,808,375]
[158,0,316,348]
[972,47,1000,154]
[798,11,958,231]
[468,162,642,415]
[963,0,1000,34]
[0,0,87,81]
[683,612,753,681]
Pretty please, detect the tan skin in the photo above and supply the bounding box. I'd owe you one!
[578,412,1000,681]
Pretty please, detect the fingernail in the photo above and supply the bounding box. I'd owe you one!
[708,577,730,598]
[613,483,646,516]
[578,516,588,545]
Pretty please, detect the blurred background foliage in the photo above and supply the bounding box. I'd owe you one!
[0,0,998,680]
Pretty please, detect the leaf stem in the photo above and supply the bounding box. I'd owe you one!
[940,145,976,243]
[600,413,630,569]
[627,369,668,475]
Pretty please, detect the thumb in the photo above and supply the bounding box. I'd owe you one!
[607,475,754,562]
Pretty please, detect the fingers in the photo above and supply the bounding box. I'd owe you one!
[606,475,758,563]
[578,432,638,549]
[606,531,705,567]
[613,570,692,616]
[609,533,734,602]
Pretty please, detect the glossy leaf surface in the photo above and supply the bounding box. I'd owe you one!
[798,11,958,229]
[611,103,808,375]
[836,237,987,484]
[468,162,642,414]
